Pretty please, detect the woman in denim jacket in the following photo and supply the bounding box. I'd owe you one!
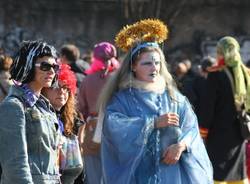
[0,40,61,184]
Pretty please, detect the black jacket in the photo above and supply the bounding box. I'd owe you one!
[199,69,246,181]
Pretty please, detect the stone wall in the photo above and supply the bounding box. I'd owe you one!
[0,0,250,63]
[0,0,122,55]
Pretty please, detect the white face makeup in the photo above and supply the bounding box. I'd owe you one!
[133,51,161,83]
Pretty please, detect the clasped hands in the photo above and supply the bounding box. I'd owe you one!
[154,113,186,165]
[154,112,179,129]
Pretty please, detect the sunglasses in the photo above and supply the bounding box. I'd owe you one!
[35,62,59,72]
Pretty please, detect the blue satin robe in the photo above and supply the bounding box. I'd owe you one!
[101,88,213,184]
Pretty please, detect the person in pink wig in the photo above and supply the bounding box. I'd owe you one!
[78,42,120,184]
[85,42,119,77]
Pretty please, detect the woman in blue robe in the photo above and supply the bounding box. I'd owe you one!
[93,20,213,184]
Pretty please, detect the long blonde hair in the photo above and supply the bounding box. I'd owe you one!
[97,46,177,114]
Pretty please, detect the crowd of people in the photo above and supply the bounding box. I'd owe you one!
[0,18,249,184]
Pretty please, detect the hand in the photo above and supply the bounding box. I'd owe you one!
[161,142,186,165]
[77,124,86,154]
[155,113,179,128]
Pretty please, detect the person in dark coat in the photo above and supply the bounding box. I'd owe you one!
[199,36,249,184]
[182,56,216,123]
[60,44,90,88]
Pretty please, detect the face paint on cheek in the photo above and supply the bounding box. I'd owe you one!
[151,55,157,62]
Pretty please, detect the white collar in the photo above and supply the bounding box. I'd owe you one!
[119,75,166,94]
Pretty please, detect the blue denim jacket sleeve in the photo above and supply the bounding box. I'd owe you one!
[0,98,33,183]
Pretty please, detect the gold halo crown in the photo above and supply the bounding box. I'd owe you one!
[115,19,168,52]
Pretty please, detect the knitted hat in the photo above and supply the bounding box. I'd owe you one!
[93,42,117,61]
[85,42,119,75]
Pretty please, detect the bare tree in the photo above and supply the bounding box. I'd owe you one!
[121,0,163,23]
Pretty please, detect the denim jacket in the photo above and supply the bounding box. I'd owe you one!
[0,85,60,184]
